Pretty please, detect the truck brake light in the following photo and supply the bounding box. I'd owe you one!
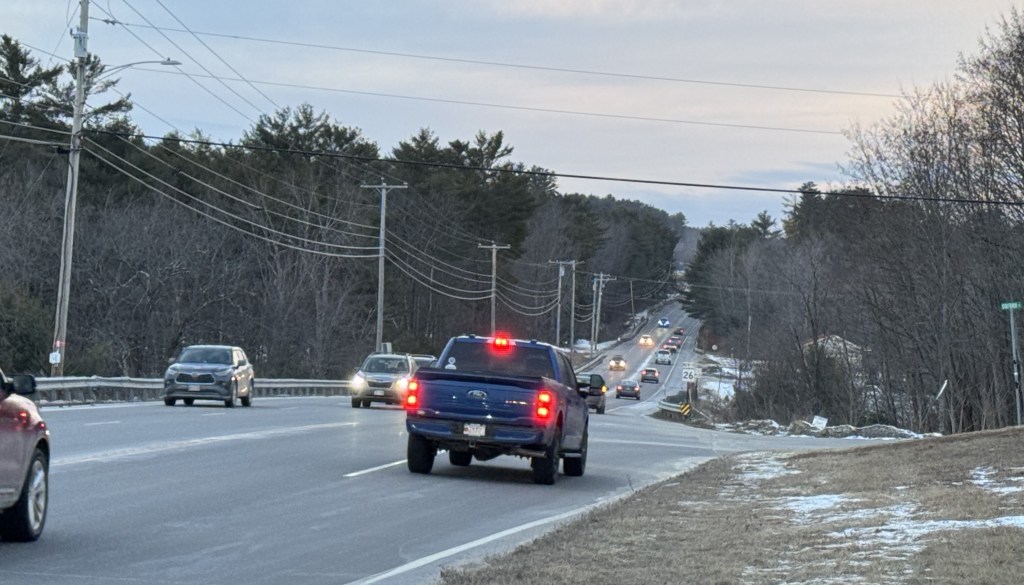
[492,334,512,352]
[535,390,553,421]
[405,380,420,410]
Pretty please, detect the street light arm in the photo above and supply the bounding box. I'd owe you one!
[97,58,181,81]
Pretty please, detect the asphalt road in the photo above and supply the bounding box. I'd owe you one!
[0,308,865,585]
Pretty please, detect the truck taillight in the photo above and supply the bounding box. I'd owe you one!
[535,390,553,421]
[405,380,420,410]
[492,333,512,352]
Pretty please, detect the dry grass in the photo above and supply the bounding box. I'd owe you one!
[437,427,1024,585]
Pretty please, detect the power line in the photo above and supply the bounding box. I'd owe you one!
[84,128,1024,206]
[124,67,843,136]
[98,19,900,98]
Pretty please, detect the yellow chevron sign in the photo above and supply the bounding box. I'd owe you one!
[679,402,691,417]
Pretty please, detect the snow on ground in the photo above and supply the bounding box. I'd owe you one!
[731,452,1024,585]
[970,467,1024,495]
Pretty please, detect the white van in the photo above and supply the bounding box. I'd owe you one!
[654,349,672,365]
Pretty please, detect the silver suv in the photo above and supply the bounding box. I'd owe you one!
[163,345,255,408]
[1,368,49,542]
[350,353,418,408]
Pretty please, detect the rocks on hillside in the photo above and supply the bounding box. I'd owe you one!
[787,420,820,436]
[855,424,920,439]
[819,424,859,439]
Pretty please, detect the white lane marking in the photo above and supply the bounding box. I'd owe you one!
[350,504,595,585]
[83,421,122,426]
[52,422,357,467]
[344,460,406,478]
[202,412,226,417]
[591,438,696,448]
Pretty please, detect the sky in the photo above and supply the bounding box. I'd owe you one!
[5,1,1020,227]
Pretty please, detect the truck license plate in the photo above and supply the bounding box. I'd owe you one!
[373,390,385,396]
[188,384,200,392]
[463,423,486,437]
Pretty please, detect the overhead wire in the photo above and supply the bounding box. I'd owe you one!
[106,133,382,247]
[118,67,843,136]
[84,138,380,257]
[101,19,901,98]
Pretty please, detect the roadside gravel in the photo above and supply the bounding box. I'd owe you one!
[437,426,1024,585]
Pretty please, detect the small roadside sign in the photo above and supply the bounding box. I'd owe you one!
[680,362,698,383]
[1002,301,1021,311]
[679,403,691,417]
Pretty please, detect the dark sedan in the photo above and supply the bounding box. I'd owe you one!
[163,345,255,407]
[615,379,641,400]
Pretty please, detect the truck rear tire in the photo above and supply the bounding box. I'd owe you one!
[407,434,435,474]
[563,428,587,477]
[531,435,560,485]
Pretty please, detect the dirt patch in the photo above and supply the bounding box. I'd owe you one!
[437,427,1024,585]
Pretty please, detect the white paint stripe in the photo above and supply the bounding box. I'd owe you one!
[344,460,406,478]
[83,421,122,426]
[52,422,357,467]
[201,412,226,417]
[592,438,695,448]
[350,504,595,585]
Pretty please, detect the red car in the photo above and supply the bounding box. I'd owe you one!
[0,369,49,542]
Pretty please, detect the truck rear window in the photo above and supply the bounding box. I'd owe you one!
[442,342,554,379]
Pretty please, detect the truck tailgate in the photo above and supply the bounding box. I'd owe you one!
[414,368,543,423]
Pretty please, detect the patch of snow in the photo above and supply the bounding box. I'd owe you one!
[970,467,1024,495]
[734,452,801,483]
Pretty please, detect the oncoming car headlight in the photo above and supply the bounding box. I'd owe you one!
[395,377,410,391]
[351,372,366,389]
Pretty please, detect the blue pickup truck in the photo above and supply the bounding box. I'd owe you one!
[404,334,596,485]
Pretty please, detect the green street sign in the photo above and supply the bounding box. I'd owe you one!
[1002,301,1022,311]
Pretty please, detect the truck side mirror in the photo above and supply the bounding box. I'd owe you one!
[12,374,36,396]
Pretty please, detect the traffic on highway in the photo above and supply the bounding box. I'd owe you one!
[0,309,853,585]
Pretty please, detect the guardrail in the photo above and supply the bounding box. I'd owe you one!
[34,377,351,405]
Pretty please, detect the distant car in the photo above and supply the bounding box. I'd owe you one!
[615,379,641,400]
[655,349,672,365]
[657,318,671,328]
[674,327,686,336]
[608,355,627,371]
[1,368,49,542]
[664,337,682,352]
[577,371,607,414]
[640,368,660,383]
[351,353,418,408]
[164,345,255,407]
[411,354,437,368]
[638,334,654,347]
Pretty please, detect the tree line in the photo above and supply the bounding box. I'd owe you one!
[683,10,1024,434]
[0,34,681,378]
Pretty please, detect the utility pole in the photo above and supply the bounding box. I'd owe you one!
[361,179,406,352]
[629,280,635,320]
[479,242,510,335]
[1004,301,1023,426]
[569,261,577,355]
[50,0,90,376]
[590,273,616,354]
[548,259,577,348]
